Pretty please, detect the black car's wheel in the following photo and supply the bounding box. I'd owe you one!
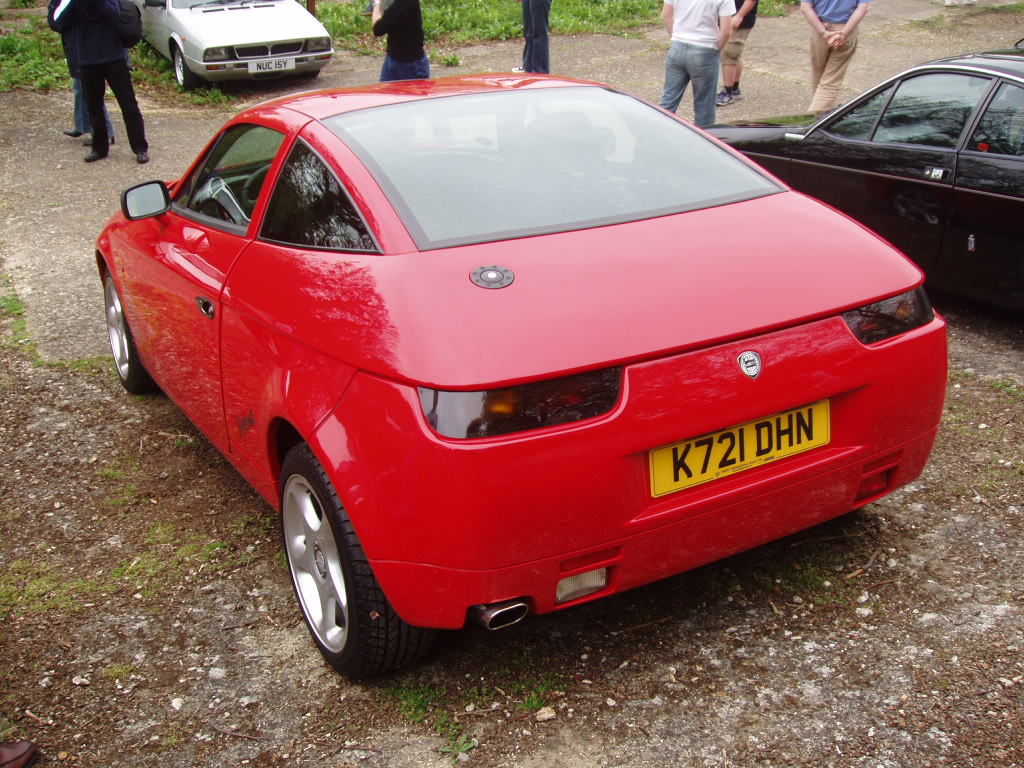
[279,443,435,678]
[103,271,156,394]
[172,43,200,91]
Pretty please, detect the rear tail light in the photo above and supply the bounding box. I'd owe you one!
[842,287,933,344]
[419,367,622,439]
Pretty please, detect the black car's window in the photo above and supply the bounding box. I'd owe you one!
[872,73,990,148]
[325,87,781,250]
[967,81,1024,157]
[176,123,285,231]
[824,85,894,140]
[260,139,377,252]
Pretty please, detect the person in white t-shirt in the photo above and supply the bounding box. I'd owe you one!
[658,0,733,128]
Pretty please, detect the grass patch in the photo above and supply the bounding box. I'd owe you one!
[0,560,116,620]
[0,273,34,355]
[0,17,67,92]
[382,652,566,760]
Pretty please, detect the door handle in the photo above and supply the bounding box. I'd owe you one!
[924,167,949,181]
[195,296,215,319]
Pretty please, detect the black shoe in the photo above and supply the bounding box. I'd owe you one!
[64,129,83,137]
[84,152,108,163]
[136,151,150,164]
[83,137,114,146]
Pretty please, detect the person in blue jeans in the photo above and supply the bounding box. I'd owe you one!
[517,0,552,74]
[372,0,430,81]
[659,0,733,128]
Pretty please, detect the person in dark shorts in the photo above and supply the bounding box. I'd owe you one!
[716,0,758,106]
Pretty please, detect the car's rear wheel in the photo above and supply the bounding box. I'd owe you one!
[103,271,156,394]
[280,443,435,678]
[172,43,200,91]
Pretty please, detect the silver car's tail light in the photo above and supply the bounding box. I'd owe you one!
[842,287,934,344]
[419,367,622,439]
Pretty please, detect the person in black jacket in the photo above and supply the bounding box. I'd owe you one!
[47,0,114,145]
[51,0,149,163]
[371,0,429,82]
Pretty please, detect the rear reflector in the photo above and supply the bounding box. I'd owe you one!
[556,568,608,604]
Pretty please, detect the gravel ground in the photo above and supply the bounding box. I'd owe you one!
[1,1,1023,766]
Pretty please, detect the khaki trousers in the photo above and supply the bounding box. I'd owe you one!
[808,22,860,113]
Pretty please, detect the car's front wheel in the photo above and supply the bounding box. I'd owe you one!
[279,443,435,678]
[103,271,155,394]
[172,43,200,90]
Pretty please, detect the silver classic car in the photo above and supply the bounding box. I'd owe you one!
[138,0,333,89]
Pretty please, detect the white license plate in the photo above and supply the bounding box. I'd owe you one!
[248,58,295,74]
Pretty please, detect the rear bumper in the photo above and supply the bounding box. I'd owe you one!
[373,425,937,627]
[314,314,947,629]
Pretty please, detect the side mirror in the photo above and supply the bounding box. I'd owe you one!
[121,180,171,220]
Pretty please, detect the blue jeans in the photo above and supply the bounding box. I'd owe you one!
[73,77,114,138]
[659,41,720,128]
[380,54,430,82]
[521,0,551,74]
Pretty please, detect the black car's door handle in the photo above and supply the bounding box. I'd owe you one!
[924,166,949,182]
[196,296,215,319]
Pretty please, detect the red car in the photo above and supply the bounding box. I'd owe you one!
[98,75,947,678]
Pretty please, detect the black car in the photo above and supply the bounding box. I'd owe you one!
[709,41,1024,312]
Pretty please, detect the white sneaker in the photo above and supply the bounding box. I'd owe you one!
[512,66,525,73]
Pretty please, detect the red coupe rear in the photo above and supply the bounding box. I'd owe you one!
[97,74,947,677]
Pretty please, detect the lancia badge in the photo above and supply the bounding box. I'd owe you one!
[738,351,762,379]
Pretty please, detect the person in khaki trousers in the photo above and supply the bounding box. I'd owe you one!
[800,0,870,114]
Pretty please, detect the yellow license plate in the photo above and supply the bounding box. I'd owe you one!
[649,400,831,497]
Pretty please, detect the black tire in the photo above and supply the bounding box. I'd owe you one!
[279,443,435,678]
[103,271,156,394]
[172,43,200,91]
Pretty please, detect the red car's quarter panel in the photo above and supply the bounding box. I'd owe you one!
[312,313,946,628]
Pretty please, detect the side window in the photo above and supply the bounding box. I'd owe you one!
[260,140,376,251]
[873,73,990,148]
[824,85,894,140]
[968,81,1024,156]
[176,123,284,230]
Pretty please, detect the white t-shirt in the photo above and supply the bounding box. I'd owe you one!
[665,0,733,49]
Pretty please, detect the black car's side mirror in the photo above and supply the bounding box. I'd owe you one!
[121,180,171,220]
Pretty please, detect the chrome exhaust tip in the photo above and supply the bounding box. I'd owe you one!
[470,599,529,631]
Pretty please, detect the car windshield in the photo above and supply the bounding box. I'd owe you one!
[325,87,781,249]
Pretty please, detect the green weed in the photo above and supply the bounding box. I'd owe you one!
[0,18,67,91]
[101,662,138,680]
[0,560,115,620]
[387,682,446,723]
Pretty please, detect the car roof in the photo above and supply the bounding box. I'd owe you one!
[922,48,1024,81]
[247,74,605,122]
